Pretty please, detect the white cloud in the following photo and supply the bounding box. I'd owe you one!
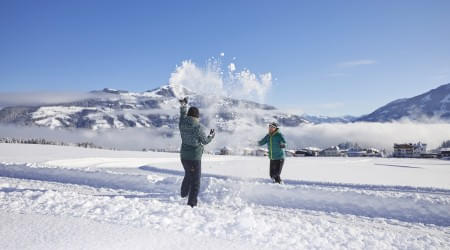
[0,92,106,108]
[283,121,449,151]
[337,60,377,68]
[0,118,448,153]
[0,125,181,151]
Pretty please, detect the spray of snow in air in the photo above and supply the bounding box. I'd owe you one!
[169,54,272,103]
[167,54,273,148]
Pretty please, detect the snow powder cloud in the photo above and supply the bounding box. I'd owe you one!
[169,57,272,103]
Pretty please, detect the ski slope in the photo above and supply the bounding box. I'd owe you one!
[1,143,449,249]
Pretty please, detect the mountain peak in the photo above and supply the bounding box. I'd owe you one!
[357,83,450,122]
[146,84,195,98]
[101,88,129,94]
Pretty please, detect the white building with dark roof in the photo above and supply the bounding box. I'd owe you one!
[320,146,343,157]
[393,142,427,158]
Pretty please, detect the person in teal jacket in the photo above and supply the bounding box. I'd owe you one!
[178,97,215,207]
[258,122,286,183]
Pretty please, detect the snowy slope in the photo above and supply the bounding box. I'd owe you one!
[0,143,449,249]
[358,83,450,122]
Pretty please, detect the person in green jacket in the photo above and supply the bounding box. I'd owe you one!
[258,122,286,183]
[178,97,215,207]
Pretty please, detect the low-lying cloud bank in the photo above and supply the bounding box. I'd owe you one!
[282,122,450,151]
[0,120,449,152]
[0,125,179,151]
[0,92,112,108]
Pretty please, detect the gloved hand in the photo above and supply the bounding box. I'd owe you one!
[280,143,286,148]
[179,97,188,105]
[209,129,215,138]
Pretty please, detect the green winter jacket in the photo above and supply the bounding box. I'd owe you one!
[179,105,213,160]
[258,130,286,160]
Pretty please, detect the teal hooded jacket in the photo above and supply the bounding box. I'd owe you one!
[258,130,286,160]
[179,105,214,160]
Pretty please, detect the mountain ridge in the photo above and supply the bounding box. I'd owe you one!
[357,83,450,122]
[0,85,308,131]
[1,83,449,130]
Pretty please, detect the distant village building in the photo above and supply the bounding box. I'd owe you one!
[420,152,439,158]
[346,148,366,157]
[393,142,427,158]
[300,147,321,156]
[441,148,450,159]
[242,147,254,156]
[305,147,321,156]
[285,150,296,157]
[219,146,233,155]
[295,147,321,157]
[294,149,307,157]
[393,144,413,157]
[346,148,384,157]
[365,148,384,157]
[241,147,269,156]
[320,146,344,157]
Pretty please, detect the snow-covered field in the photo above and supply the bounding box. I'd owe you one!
[1,143,449,249]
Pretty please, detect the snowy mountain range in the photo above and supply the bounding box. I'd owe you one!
[0,85,311,131]
[357,83,450,122]
[0,83,449,130]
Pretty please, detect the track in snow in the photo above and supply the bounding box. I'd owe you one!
[1,162,449,227]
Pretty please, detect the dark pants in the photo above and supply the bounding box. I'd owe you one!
[180,159,201,207]
[270,159,284,183]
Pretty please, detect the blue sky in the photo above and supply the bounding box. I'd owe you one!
[0,0,449,116]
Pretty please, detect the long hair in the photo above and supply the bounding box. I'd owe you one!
[187,107,199,118]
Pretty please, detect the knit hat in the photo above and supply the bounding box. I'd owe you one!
[269,122,278,128]
[187,107,200,118]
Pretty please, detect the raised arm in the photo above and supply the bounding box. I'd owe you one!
[179,97,188,126]
[180,104,187,119]
[258,134,269,146]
